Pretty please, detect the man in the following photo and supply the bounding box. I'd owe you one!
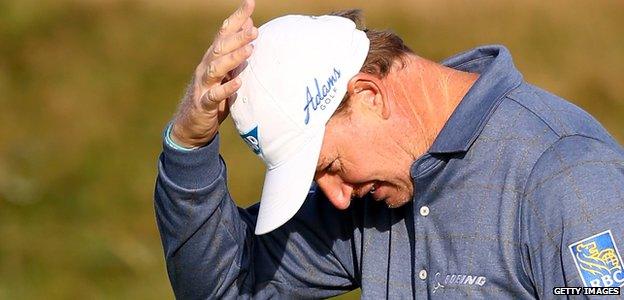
[155,0,624,298]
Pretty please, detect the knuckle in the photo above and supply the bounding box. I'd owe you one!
[212,41,222,55]
[218,19,229,35]
[207,88,218,103]
[207,62,218,78]
[235,7,244,17]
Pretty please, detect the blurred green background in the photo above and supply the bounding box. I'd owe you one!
[1,0,622,299]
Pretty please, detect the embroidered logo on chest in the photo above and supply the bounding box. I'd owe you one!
[432,272,488,294]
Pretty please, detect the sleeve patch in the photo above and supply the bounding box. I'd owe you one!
[568,230,624,287]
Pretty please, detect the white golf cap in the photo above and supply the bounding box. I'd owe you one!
[230,14,370,235]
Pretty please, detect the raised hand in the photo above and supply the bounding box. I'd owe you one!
[171,0,257,148]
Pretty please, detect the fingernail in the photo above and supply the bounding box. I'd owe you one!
[221,19,229,29]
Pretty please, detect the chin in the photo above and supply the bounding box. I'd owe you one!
[375,184,412,208]
[374,190,411,208]
[385,196,411,208]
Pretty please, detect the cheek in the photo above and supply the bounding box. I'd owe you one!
[340,151,379,182]
[339,127,386,176]
[326,113,389,178]
[348,116,388,147]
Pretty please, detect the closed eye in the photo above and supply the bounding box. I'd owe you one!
[316,159,333,174]
[325,159,340,173]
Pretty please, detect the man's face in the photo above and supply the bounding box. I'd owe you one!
[314,99,415,210]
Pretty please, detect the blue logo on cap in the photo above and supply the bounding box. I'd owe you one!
[303,68,341,125]
[240,126,261,154]
[569,230,624,287]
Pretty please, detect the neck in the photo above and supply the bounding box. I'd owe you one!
[384,54,479,159]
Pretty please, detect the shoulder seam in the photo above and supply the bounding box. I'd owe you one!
[506,92,562,138]
[521,134,608,198]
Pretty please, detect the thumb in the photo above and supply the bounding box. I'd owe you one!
[217,93,235,124]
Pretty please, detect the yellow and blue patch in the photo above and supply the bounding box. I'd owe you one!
[569,230,624,287]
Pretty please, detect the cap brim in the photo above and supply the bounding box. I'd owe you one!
[254,129,325,235]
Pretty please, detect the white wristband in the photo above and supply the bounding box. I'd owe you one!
[164,123,198,152]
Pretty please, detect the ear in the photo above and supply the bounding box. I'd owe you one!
[346,73,390,119]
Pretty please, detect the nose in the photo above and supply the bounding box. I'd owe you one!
[315,173,354,210]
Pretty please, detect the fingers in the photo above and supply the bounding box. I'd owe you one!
[211,25,257,58]
[201,0,257,87]
[240,17,254,32]
[218,0,255,37]
[200,77,242,109]
[194,0,256,105]
[203,44,253,85]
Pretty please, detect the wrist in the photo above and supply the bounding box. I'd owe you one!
[170,122,215,148]
[170,125,196,148]
[165,123,199,151]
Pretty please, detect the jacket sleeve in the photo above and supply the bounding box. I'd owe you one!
[520,135,624,298]
[154,132,359,299]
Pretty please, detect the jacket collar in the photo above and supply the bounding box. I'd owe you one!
[427,45,523,154]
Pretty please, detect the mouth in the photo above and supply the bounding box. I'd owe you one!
[369,182,377,194]
[353,181,380,199]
